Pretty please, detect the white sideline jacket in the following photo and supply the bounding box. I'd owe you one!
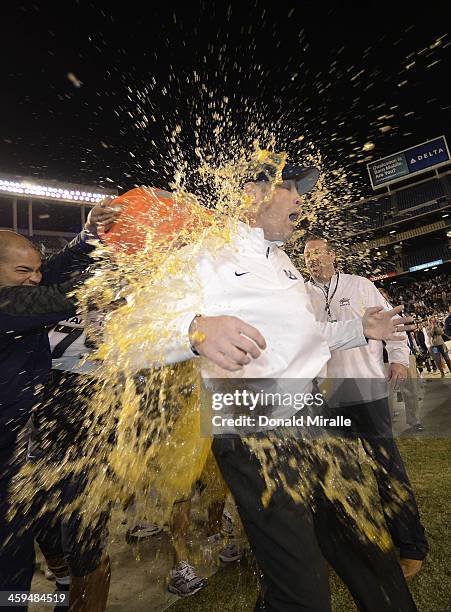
[123,223,367,400]
[305,272,409,403]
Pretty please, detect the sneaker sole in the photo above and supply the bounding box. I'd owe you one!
[126,530,162,544]
[168,583,207,597]
[219,554,244,563]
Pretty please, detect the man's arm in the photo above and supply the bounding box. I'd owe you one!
[0,281,78,332]
[42,230,95,285]
[318,318,367,351]
[116,305,200,369]
[102,249,206,370]
[103,256,266,373]
[317,301,414,354]
[42,199,119,285]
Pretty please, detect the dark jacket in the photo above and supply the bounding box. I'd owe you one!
[414,330,428,354]
[444,314,451,339]
[0,231,95,447]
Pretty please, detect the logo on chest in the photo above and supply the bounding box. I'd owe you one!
[283,269,298,280]
[339,297,351,307]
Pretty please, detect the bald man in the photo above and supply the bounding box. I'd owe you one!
[0,200,118,598]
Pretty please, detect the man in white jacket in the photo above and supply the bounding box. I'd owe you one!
[303,236,428,581]
[119,162,417,611]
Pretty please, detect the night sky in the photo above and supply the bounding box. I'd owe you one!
[1,1,450,197]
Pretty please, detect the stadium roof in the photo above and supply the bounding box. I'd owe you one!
[0,172,117,205]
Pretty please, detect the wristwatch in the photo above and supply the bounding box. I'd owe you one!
[189,314,202,356]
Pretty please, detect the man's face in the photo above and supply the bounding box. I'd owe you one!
[0,246,42,287]
[247,180,303,242]
[303,240,335,281]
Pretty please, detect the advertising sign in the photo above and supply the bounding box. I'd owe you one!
[369,272,397,282]
[409,259,443,272]
[367,136,450,189]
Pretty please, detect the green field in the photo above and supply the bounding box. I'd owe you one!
[173,438,451,612]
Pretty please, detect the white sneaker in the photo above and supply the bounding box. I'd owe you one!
[219,543,244,563]
[168,561,207,597]
[126,522,162,543]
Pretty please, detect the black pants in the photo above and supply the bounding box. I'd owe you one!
[0,442,35,600]
[34,472,109,578]
[213,434,417,612]
[339,397,428,561]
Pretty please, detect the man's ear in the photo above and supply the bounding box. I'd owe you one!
[243,182,258,199]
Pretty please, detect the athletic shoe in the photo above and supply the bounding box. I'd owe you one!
[206,510,235,543]
[168,561,207,597]
[411,423,425,432]
[222,509,235,536]
[206,532,223,545]
[126,522,162,543]
[219,543,244,563]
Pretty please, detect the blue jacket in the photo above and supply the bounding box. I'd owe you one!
[0,231,95,447]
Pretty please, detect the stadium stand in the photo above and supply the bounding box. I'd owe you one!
[397,179,445,211]
[396,199,449,220]
[344,171,451,236]
[30,235,70,256]
[404,243,450,270]
[383,272,451,320]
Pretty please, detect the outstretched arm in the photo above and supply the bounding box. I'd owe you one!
[319,305,414,352]
[43,198,120,284]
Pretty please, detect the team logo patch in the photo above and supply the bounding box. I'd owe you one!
[283,269,298,280]
[339,297,351,307]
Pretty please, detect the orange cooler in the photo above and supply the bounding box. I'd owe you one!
[99,187,213,252]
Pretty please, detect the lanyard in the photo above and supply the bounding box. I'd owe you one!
[313,272,340,322]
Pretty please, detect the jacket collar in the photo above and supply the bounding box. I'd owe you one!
[234,221,284,253]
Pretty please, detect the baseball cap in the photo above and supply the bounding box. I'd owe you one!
[254,163,320,195]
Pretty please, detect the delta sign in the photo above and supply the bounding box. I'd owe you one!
[367,136,450,189]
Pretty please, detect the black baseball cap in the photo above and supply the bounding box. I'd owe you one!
[254,163,320,195]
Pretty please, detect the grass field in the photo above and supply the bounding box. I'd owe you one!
[173,438,451,612]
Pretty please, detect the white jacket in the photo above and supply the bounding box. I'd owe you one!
[305,272,409,403]
[124,224,366,389]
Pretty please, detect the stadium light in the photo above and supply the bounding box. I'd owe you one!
[0,178,110,204]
